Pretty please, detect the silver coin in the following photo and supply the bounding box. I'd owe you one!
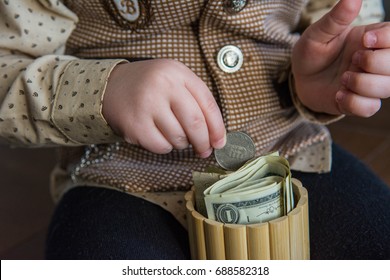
[214,131,256,170]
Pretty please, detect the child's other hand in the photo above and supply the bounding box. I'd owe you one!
[103,59,226,158]
[292,0,390,117]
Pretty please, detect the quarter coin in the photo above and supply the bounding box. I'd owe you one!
[214,131,256,170]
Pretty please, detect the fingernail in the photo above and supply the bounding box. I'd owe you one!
[335,90,345,103]
[341,72,350,86]
[198,148,213,159]
[364,32,377,48]
[335,91,346,114]
[214,134,227,149]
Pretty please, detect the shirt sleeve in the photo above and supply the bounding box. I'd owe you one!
[0,0,126,147]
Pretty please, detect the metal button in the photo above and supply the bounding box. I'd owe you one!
[223,0,247,14]
[217,45,243,73]
[113,0,140,22]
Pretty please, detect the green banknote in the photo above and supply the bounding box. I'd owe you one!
[193,152,294,224]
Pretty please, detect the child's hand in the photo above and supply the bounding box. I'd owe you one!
[103,59,226,158]
[292,0,390,117]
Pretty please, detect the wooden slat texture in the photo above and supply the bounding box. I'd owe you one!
[300,196,310,259]
[185,200,197,260]
[191,211,207,259]
[204,219,225,260]
[223,224,248,260]
[269,216,290,260]
[247,223,270,260]
[288,205,304,259]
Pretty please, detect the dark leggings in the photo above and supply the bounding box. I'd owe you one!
[45,144,390,259]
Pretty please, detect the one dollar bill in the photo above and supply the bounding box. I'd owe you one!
[193,152,294,224]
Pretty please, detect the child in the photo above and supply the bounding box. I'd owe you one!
[0,0,389,259]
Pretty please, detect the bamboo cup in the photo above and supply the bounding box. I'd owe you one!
[185,179,309,260]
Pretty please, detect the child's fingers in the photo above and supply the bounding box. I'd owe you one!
[305,0,361,44]
[342,71,390,99]
[171,88,213,158]
[127,121,174,155]
[352,49,390,75]
[184,73,226,150]
[154,109,189,150]
[336,90,382,118]
[363,24,390,48]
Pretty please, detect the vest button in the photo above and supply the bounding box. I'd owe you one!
[217,45,243,73]
[223,0,247,14]
[113,0,140,22]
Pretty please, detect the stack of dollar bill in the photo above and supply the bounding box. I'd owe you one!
[193,132,294,225]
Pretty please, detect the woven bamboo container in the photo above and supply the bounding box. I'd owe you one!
[185,178,309,260]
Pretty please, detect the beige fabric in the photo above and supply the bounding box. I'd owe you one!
[0,0,125,146]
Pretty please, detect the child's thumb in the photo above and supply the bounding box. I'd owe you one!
[304,0,362,44]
